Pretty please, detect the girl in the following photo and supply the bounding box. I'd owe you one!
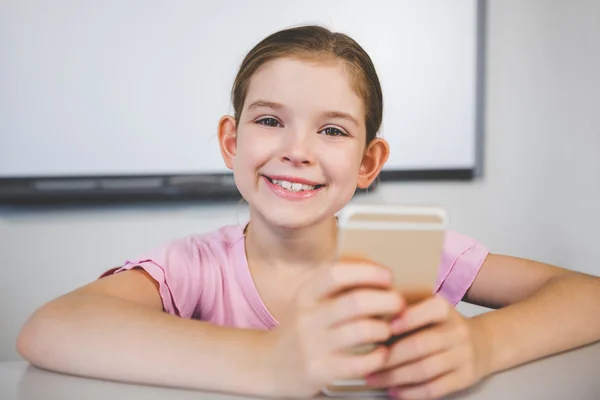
[17,25,600,400]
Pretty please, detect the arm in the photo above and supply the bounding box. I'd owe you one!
[365,254,600,399]
[16,269,273,396]
[17,262,405,398]
[465,254,600,375]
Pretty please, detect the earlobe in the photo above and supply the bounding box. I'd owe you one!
[357,138,390,189]
[218,115,237,170]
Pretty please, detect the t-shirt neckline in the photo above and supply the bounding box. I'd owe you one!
[232,222,279,330]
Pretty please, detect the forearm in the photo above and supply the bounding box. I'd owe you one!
[471,271,600,376]
[17,292,275,396]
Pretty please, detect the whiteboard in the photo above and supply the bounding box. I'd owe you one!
[0,0,483,201]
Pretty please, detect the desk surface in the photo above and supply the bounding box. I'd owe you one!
[2,341,600,400]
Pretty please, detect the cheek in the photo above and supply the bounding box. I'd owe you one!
[321,144,364,182]
[233,130,272,170]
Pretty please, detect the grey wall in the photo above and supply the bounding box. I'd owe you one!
[1,0,599,361]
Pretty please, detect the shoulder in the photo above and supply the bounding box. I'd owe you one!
[442,230,485,257]
[101,223,247,318]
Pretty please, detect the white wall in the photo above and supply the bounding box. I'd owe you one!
[1,0,599,361]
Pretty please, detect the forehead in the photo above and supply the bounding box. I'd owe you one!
[244,57,364,121]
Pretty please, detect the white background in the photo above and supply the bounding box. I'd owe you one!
[0,0,478,177]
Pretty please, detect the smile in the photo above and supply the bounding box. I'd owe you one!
[267,178,322,192]
[263,175,325,199]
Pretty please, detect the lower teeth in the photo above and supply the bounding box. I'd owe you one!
[281,186,305,192]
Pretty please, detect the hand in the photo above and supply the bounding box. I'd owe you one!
[263,260,405,398]
[365,295,491,400]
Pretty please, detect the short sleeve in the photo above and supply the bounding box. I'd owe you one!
[100,237,203,318]
[434,231,490,305]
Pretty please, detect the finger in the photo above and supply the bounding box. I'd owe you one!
[301,261,393,305]
[331,346,390,382]
[327,318,392,352]
[367,346,467,388]
[319,288,404,327]
[384,323,462,368]
[388,367,473,400]
[390,295,453,335]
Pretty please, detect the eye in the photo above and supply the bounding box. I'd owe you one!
[255,117,282,128]
[319,126,347,137]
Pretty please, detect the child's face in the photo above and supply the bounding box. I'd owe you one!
[220,57,387,229]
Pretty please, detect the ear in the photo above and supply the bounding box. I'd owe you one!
[218,115,237,170]
[357,138,390,189]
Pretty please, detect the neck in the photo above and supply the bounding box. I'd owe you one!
[244,211,338,270]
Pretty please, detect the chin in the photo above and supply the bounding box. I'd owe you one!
[244,197,335,231]
[263,207,330,230]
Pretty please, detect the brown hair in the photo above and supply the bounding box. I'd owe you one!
[231,25,383,145]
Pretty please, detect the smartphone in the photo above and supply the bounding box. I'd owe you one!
[323,204,448,397]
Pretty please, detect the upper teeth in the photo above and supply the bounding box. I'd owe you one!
[272,179,316,192]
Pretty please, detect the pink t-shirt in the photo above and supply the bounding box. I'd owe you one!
[101,224,489,330]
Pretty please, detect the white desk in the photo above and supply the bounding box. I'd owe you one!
[2,341,600,400]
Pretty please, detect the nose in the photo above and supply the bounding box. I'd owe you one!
[281,129,314,166]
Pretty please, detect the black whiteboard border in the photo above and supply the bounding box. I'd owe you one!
[0,168,474,206]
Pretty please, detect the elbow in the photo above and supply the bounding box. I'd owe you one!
[16,320,36,363]
[16,316,40,365]
[16,304,61,368]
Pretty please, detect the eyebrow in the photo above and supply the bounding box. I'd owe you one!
[246,100,286,112]
[246,99,360,127]
[321,111,360,128]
